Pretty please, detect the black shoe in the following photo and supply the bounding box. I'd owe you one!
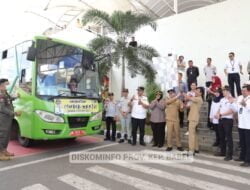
[224,156,232,161]
[234,158,244,162]
[152,144,157,147]
[177,147,184,151]
[111,138,116,142]
[128,140,132,144]
[104,138,110,141]
[214,152,226,157]
[140,142,146,146]
[124,134,128,140]
[166,147,173,151]
[194,150,199,154]
[131,142,136,146]
[212,142,219,147]
[118,139,124,143]
[158,145,163,148]
[240,162,250,167]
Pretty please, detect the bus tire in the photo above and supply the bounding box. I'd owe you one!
[17,128,33,147]
[67,137,77,142]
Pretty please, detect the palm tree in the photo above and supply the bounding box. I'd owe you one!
[82,10,159,90]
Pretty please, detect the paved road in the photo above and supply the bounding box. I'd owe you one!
[0,136,250,190]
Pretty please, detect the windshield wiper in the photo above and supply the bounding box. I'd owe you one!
[71,91,87,95]
[48,92,68,100]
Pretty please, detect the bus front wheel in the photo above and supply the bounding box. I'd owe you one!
[17,128,33,147]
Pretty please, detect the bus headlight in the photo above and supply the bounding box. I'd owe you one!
[89,112,102,121]
[35,110,64,123]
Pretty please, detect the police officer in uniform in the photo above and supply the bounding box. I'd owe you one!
[0,79,20,161]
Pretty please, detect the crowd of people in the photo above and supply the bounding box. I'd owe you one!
[104,51,250,167]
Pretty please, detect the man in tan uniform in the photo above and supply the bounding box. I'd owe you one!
[185,87,203,156]
[166,89,184,151]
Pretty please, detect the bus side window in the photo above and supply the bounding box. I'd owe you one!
[17,41,33,94]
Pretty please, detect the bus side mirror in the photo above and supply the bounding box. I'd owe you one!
[27,46,37,61]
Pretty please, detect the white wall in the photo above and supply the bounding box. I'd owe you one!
[110,65,146,100]
[134,0,250,88]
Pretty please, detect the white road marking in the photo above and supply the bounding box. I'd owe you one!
[141,149,250,174]
[58,173,109,190]
[194,158,250,174]
[21,184,49,190]
[0,143,118,172]
[158,162,250,185]
[87,165,172,190]
[113,162,238,190]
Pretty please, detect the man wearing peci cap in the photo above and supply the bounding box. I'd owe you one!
[165,89,184,151]
[118,89,132,144]
[184,87,204,156]
[129,86,149,146]
[0,79,21,161]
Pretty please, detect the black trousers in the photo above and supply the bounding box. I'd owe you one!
[213,123,220,144]
[228,73,241,97]
[238,128,250,163]
[105,117,116,140]
[132,117,146,144]
[218,118,233,157]
[151,122,166,146]
[179,111,184,127]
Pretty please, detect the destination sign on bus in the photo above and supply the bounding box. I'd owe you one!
[54,99,99,114]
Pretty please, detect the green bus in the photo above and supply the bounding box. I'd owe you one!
[0,36,103,147]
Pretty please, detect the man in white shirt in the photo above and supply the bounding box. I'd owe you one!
[177,55,186,74]
[224,52,243,97]
[129,86,149,146]
[233,85,250,167]
[118,89,132,144]
[214,86,235,161]
[204,57,216,88]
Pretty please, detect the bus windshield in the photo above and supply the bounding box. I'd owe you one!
[36,39,100,99]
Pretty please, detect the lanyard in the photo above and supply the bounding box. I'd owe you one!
[230,60,235,71]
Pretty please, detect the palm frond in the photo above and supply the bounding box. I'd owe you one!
[137,44,159,60]
[128,12,157,33]
[88,36,115,53]
[109,11,157,35]
[82,9,113,29]
[126,53,141,75]
[137,58,156,82]
[97,56,112,80]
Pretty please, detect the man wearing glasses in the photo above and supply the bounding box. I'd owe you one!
[224,52,243,97]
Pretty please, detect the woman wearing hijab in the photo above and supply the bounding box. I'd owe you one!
[209,88,223,146]
[149,91,166,148]
[206,75,222,129]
